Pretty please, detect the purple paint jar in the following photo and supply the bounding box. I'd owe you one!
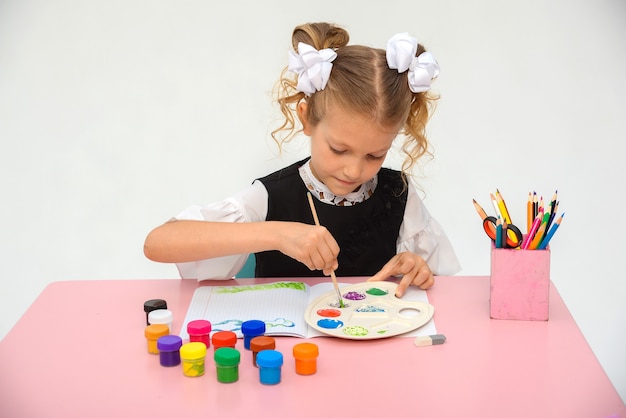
[157,335,182,367]
[241,320,265,350]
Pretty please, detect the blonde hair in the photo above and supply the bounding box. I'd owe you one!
[272,22,438,175]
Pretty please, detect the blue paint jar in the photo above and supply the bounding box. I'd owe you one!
[157,335,182,367]
[241,320,265,350]
[256,350,283,385]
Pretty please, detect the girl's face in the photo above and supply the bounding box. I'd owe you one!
[299,102,399,196]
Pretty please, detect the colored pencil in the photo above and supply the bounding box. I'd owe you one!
[307,192,344,308]
[536,207,551,242]
[549,190,558,213]
[545,201,559,233]
[490,193,502,219]
[533,192,538,219]
[496,189,512,224]
[527,192,533,234]
[522,213,542,250]
[472,199,488,220]
[528,221,547,250]
[495,216,503,248]
[502,220,509,248]
[537,213,564,250]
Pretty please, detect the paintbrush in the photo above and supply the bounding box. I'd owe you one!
[307,192,345,308]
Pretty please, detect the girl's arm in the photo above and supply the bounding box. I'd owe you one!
[143,219,339,274]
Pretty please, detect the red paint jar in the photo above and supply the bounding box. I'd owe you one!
[211,331,237,352]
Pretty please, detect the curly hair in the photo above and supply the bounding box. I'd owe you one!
[272,22,438,175]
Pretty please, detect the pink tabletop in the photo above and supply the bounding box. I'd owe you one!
[0,276,624,418]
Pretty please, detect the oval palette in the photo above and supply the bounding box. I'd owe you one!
[304,281,434,340]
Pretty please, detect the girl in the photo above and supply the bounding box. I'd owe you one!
[144,22,460,297]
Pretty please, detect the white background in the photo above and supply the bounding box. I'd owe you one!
[1,0,624,403]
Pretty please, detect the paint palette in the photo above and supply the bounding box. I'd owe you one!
[304,281,434,340]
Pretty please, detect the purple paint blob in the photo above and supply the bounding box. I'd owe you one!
[317,319,344,329]
[343,291,366,300]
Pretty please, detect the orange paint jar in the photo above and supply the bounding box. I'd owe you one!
[292,342,319,375]
[144,324,169,354]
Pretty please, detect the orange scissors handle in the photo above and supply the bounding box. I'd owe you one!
[482,216,523,248]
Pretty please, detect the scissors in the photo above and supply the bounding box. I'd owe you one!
[473,198,523,248]
[482,216,523,248]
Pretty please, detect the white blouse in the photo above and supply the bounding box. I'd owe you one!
[174,164,461,281]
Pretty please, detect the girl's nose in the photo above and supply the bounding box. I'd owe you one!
[343,158,363,180]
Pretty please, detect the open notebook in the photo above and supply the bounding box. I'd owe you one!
[179,280,436,340]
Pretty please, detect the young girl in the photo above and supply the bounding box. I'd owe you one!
[144,22,460,297]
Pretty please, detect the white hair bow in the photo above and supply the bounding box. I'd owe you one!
[386,33,440,93]
[288,42,337,96]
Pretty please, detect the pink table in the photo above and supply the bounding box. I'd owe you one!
[1,276,624,417]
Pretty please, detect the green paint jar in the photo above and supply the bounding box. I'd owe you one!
[214,347,240,383]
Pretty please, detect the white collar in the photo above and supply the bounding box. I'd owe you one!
[298,160,377,206]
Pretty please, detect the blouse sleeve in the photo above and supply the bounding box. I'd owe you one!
[397,183,462,276]
[173,180,268,281]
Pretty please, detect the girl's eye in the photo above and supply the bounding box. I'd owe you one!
[367,154,385,161]
[330,147,346,155]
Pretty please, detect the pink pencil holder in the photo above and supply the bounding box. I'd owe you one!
[490,244,551,321]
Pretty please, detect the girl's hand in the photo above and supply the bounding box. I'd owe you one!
[277,222,340,275]
[367,252,434,297]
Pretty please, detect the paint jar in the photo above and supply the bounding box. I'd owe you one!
[293,342,319,375]
[145,323,169,354]
[214,347,240,383]
[187,319,212,348]
[211,330,237,352]
[157,335,182,367]
[180,342,207,377]
[256,350,283,385]
[250,336,276,367]
[241,320,266,350]
[148,309,173,333]
[143,299,167,326]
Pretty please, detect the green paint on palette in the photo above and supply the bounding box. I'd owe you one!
[366,287,388,296]
[343,326,369,337]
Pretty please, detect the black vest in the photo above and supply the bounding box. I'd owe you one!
[254,158,408,278]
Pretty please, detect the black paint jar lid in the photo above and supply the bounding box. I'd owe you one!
[144,299,167,313]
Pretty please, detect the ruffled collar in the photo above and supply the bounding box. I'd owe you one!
[298,160,377,206]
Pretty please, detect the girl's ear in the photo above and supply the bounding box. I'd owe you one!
[297,102,311,135]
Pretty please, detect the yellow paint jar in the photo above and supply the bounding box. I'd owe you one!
[180,342,207,377]
[144,324,169,354]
